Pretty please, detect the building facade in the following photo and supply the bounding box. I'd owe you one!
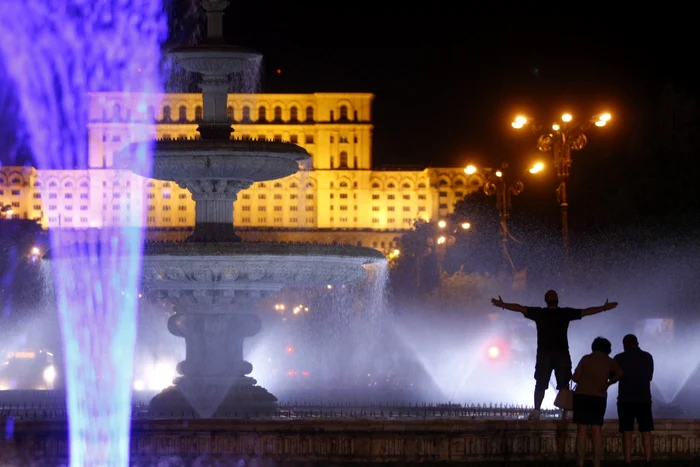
[0,93,482,252]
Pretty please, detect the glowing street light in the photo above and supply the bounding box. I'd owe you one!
[511,110,614,266]
[529,162,545,174]
[464,165,477,175]
[469,162,543,272]
[437,220,447,229]
[461,222,471,230]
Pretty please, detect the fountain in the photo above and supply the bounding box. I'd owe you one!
[121,0,386,417]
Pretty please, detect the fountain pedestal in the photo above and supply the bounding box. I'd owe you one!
[149,305,278,417]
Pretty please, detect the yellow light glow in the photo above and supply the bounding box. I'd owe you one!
[515,116,527,124]
[600,113,611,121]
[595,120,606,127]
[552,124,560,131]
[437,236,446,245]
[437,220,447,229]
[488,346,501,358]
[561,113,572,122]
[529,162,544,174]
[495,171,503,178]
[5,209,13,216]
[30,246,40,255]
[511,122,523,129]
[464,165,477,175]
[392,249,400,256]
[461,222,471,230]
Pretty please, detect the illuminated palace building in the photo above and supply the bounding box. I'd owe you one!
[0,93,482,252]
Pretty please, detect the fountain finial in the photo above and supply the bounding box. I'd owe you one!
[201,0,230,43]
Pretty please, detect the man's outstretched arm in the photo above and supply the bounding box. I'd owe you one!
[491,296,528,314]
[581,299,618,317]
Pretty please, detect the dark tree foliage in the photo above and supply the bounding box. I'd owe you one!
[389,220,439,298]
[0,219,47,329]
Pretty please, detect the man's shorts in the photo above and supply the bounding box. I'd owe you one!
[618,401,655,432]
[534,351,572,391]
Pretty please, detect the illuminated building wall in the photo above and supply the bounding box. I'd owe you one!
[0,93,483,252]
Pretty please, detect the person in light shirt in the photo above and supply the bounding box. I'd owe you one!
[572,337,623,467]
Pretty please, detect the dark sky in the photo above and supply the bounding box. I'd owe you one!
[224,10,698,167]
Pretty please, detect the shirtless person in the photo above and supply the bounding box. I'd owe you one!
[491,290,618,419]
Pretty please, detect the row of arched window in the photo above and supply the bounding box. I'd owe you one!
[102,103,357,124]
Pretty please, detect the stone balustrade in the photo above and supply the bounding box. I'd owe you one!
[2,418,699,464]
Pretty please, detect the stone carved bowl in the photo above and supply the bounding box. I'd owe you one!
[141,242,387,309]
[120,139,310,183]
[169,44,262,75]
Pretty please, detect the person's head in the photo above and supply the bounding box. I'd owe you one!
[544,289,559,308]
[622,334,639,350]
[591,336,612,355]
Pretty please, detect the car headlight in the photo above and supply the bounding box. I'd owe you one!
[43,365,56,384]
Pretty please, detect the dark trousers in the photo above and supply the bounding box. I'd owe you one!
[534,350,572,391]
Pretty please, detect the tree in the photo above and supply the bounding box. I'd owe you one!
[0,219,47,331]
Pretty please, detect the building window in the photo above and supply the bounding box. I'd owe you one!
[162,105,171,122]
[305,106,314,122]
[339,105,348,120]
[242,106,251,122]
[372,207,379,211]
[372,195,379,200]
[273,106,282,121]
[273,135,282,142]
[258,106,267,122]
[403,195,411,200]
[372,218,379,223]
[403,206,411,211]
[439,191,447,197]
[339,151,348,168]
[178,105,187,122]
[290,106,298,121]
[227,106,234,122]
[290,135,298,144]
[339,136,348,143]
[305,135,314,144]
[195,106,203,122]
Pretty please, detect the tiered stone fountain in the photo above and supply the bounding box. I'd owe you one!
[122,0,385,417]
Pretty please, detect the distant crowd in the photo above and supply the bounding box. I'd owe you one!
[491,290,654,467]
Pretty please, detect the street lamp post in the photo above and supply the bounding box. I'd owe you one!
[465,162,543,273]
[511,112,611,261]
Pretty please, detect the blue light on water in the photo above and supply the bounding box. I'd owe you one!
[0,1,166,466]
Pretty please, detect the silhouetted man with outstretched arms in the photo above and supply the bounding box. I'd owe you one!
[491,290,618,419]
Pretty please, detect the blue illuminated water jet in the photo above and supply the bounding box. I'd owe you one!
[0,1,165,465]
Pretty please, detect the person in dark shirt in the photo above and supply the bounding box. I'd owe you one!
[491,290,618,419]
[614,334,654,465]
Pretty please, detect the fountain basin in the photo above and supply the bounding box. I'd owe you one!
[142,242,386,291]
[120,139,310,183]
[169,44,261,75]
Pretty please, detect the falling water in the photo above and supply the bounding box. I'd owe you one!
[0,1,165,466]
